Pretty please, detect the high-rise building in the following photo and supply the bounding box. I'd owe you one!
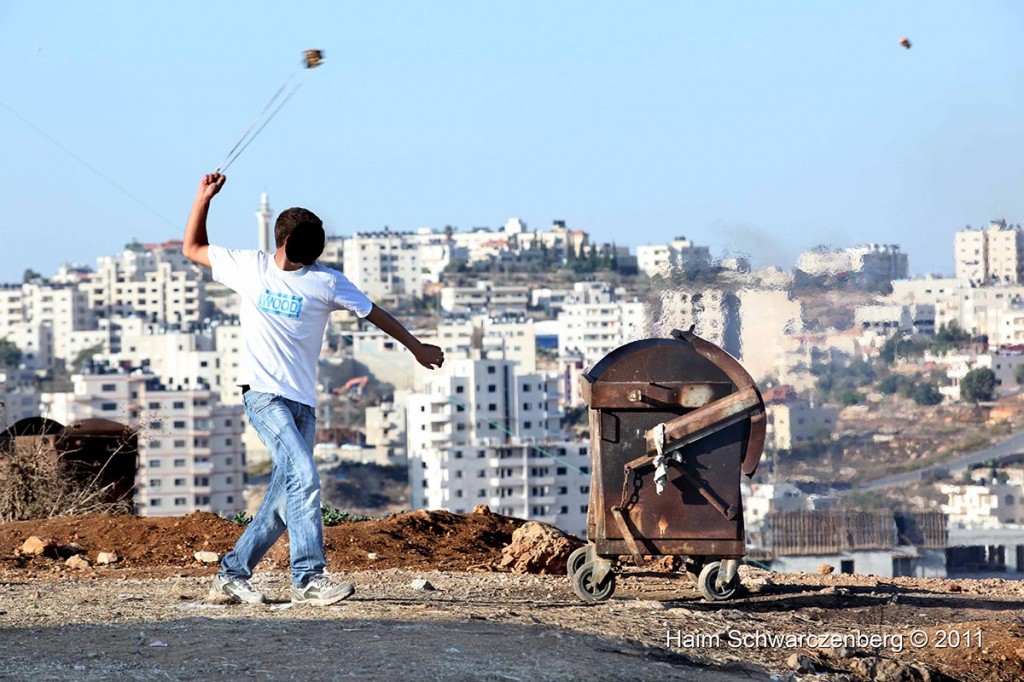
[955,220,1024,286]
[406,355,589,536]
[40,368,246,517]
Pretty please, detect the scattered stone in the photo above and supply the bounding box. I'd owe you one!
[498,521,583,575]
[948,582,963,593]
[367,552,379,561]
[269,603,294,612]
[193,551,220,564]
[65,554,92,570]
[19,536,56,557]
[411,579,435,591]
[817,563,835,575]
[472,504,491,514]
[786,653,816,674]
[149,640,168,647]
[96,552,119,566]
[117,594,144,601]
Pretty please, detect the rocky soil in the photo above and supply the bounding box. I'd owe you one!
[1,510,1023,681]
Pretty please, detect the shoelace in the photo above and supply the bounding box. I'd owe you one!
[307,576,333,590]
[233,578,258,593]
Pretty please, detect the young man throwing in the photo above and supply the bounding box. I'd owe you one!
[183,173,444,605]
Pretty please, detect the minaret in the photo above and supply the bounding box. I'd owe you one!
[256,193,274,252]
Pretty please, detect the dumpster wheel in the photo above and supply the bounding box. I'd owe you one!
[572,562,616,602]
[697,561,739,601]
[566,546,589,579]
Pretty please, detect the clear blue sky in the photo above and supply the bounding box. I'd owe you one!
[2,1,1023,283]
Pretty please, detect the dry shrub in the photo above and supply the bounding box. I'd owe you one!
[0,439,132,523]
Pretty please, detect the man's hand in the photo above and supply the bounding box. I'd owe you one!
[198,173,226,201]
[414,343,445,370]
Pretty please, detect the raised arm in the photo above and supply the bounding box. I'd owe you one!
[182,173,226,268]
[365,304,445,369]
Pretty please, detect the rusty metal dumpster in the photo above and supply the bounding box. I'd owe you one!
[568,329,765,602]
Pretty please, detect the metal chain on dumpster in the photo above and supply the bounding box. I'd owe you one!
[619,467,643,510]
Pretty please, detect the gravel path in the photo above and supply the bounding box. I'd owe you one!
[2,567,1022,681]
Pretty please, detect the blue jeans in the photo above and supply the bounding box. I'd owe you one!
[219,390,325,587]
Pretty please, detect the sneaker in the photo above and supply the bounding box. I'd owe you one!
[209,575,265,604]
[290,575,355,606]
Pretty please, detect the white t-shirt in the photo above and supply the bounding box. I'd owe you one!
[208,245,373,407]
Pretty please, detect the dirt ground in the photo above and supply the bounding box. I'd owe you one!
[1,511,1023,681]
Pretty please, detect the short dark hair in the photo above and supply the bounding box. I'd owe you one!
[275,207,325,265]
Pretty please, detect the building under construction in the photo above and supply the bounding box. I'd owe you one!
[750,510,948,578]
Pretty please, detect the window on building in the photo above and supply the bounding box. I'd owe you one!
[173,439,186,448]
[524,421,532,429]
[101,383,116,392]
[101,402,117,411]
[195,477,209,487]
[173,401,185,409]
[173,420,186,429]
[559,506,568,514]
[174,497,187,506]
[149,480,161,488]
[455,385,465,394]
[148,440,161,449]
[454,451,463,459]
[148,459,161,468]
[174,478,186,486]
[487,365,496,374]
[150,499,162,507]
[557,467,567,475]
[488,404,497,411]
[558,486,567,494]
[226,476,233,484]
[487,385,497,393]
[173,459,185,467]
[226,496,234,505]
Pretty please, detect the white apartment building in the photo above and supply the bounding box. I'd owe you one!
[439,281,530,317]
[937,350,1024,400]
[737,288,803,381]
[406,356,589,536]
[955,220,1024,286]
[636,237,712,278]
[436,315,538,373]
[652,288,741,359]
[765,398,838,451]
[342,232,422,301]
[942,480,1024,528]
[41,369,246,517]
[798,244,908,283]
[556,282,648,368]
[364,398,407,466]
[0,368,42,425]
[2,321,53,371]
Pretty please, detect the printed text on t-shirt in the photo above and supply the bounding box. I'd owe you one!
[257,289,304,319]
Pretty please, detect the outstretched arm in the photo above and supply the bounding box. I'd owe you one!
[182,173,226,268]
[365,304,445,369]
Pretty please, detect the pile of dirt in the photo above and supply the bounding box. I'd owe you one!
[0,507,525,577]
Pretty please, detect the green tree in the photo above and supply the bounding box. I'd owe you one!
[878,375,902,394]
[22,269,42,284]
[911,382,943,406]
[960,367,996,403]
[0,338,22,367]
[932,321,972,354]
